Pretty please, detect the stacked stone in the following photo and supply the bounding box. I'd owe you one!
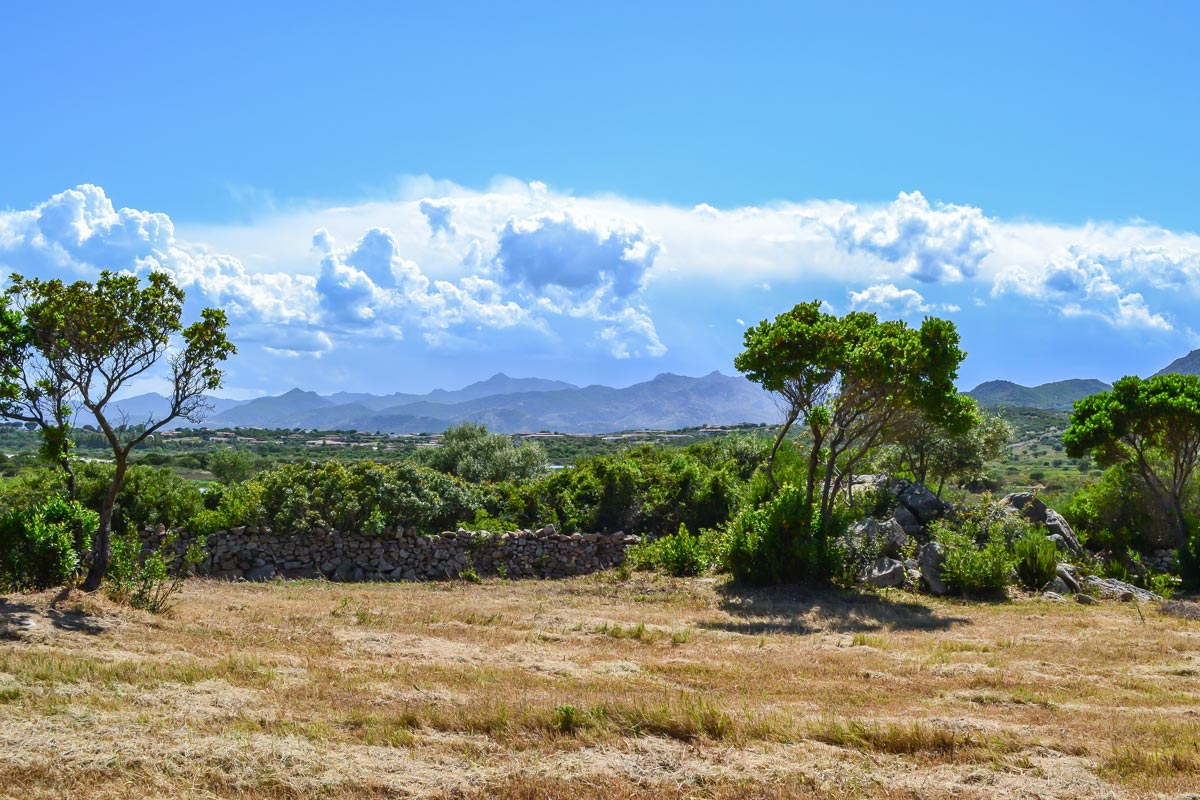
[147,523,638,582]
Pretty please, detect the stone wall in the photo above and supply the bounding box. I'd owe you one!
[151,525,637,582]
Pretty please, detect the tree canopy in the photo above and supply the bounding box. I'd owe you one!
[734,300,966,535]
[886,398,1012,496]
[1063,373,1200,545]
[0,270,235,590]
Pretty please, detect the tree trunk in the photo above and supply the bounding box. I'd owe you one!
[766,409,799,492]
[81,458,127,592]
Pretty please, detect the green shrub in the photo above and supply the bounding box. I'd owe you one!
[419,423,547,484]
[1063,465,1173,553]
[510,446,741,537]
[1013,531,1059,590]
[107,529,207,613]
[726,484,838,585]
[0,466,67,512]
[76,462,204,536]
[188,481,264,535]
[930,511,1015,596]
[626,523,726,577]
[0,499,96,590]
[247,460,483,533]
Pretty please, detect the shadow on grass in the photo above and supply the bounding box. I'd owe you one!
[703,582,971,635]
[0,596,106,636]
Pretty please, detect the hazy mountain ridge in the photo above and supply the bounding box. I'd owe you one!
[99,348,1200,434]
[106,371,778,434]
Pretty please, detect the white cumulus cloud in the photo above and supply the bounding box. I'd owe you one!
[834,191,993,283]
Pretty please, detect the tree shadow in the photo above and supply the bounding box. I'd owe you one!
[0,596,106,636]
[703,582,971,636]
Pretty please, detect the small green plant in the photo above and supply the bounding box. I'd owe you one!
[1013,531,1059,590]
[459,555,482,584]
[626,523,724,577]
[106,529,207,613]
[726,484,839,585]
[549,704,592,735]
[931,513,1015,596]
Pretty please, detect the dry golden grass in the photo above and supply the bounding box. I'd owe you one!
[1,575,1198,799]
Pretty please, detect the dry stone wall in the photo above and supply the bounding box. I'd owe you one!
[152,525,637,582]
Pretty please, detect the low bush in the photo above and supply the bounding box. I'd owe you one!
[930,510,1016,596]
[627,524,727,577]
[1063,465,1173,553]
[0,498,96,590]
[107,528,207,613]
[1013,531,1059,590]
[505,446,741,538]
[726,484,839,585]
[246,460,483,533]
[76,462,204,536]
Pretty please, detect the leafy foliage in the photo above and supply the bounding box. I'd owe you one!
[626,524,727,577]
[930,511,1017,595]
[725,484,839,585]
[1064,374,1200,545]
[75,462,204,537]
[511,445,740,537]
[206,448,259,484]
[883,399,1011,496]
[107,529,207,613]
[1062,464,1171,552]
[0,499,97,590]
[247,460,483,533]
[419,423,548,484]
[1012,531,1059,590]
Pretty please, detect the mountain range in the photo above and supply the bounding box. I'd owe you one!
[96,347,1200,433]
[104,372,781,434]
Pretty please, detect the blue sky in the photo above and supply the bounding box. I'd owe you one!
[2,2,1199,398]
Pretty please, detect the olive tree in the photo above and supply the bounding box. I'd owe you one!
[886,398,1012,496]
[2,271,235,591]
[1064,373,1200,545]
[734,300,966,535]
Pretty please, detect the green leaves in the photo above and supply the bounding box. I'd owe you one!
[734,299,966,545]
[1064,374,1200,544]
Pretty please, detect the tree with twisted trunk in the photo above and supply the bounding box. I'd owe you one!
[1,271,235,592]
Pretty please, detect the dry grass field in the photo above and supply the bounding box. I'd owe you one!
[1,574,1198,799]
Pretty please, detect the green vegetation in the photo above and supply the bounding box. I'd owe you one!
[0,499,96,590]
[1065,373,1200,547]
[0,270,234,591]
[2,282,1199,602]
[627,524,727,577]
[735,301,965,536]
[1013,530,1059,590]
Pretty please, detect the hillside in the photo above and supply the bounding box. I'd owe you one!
[1153,348,1200,377]
[966,378,1111,410]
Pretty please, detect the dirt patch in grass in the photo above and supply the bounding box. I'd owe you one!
[2,575,1199,799]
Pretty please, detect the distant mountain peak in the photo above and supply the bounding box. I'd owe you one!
[1154,349,1200,378]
